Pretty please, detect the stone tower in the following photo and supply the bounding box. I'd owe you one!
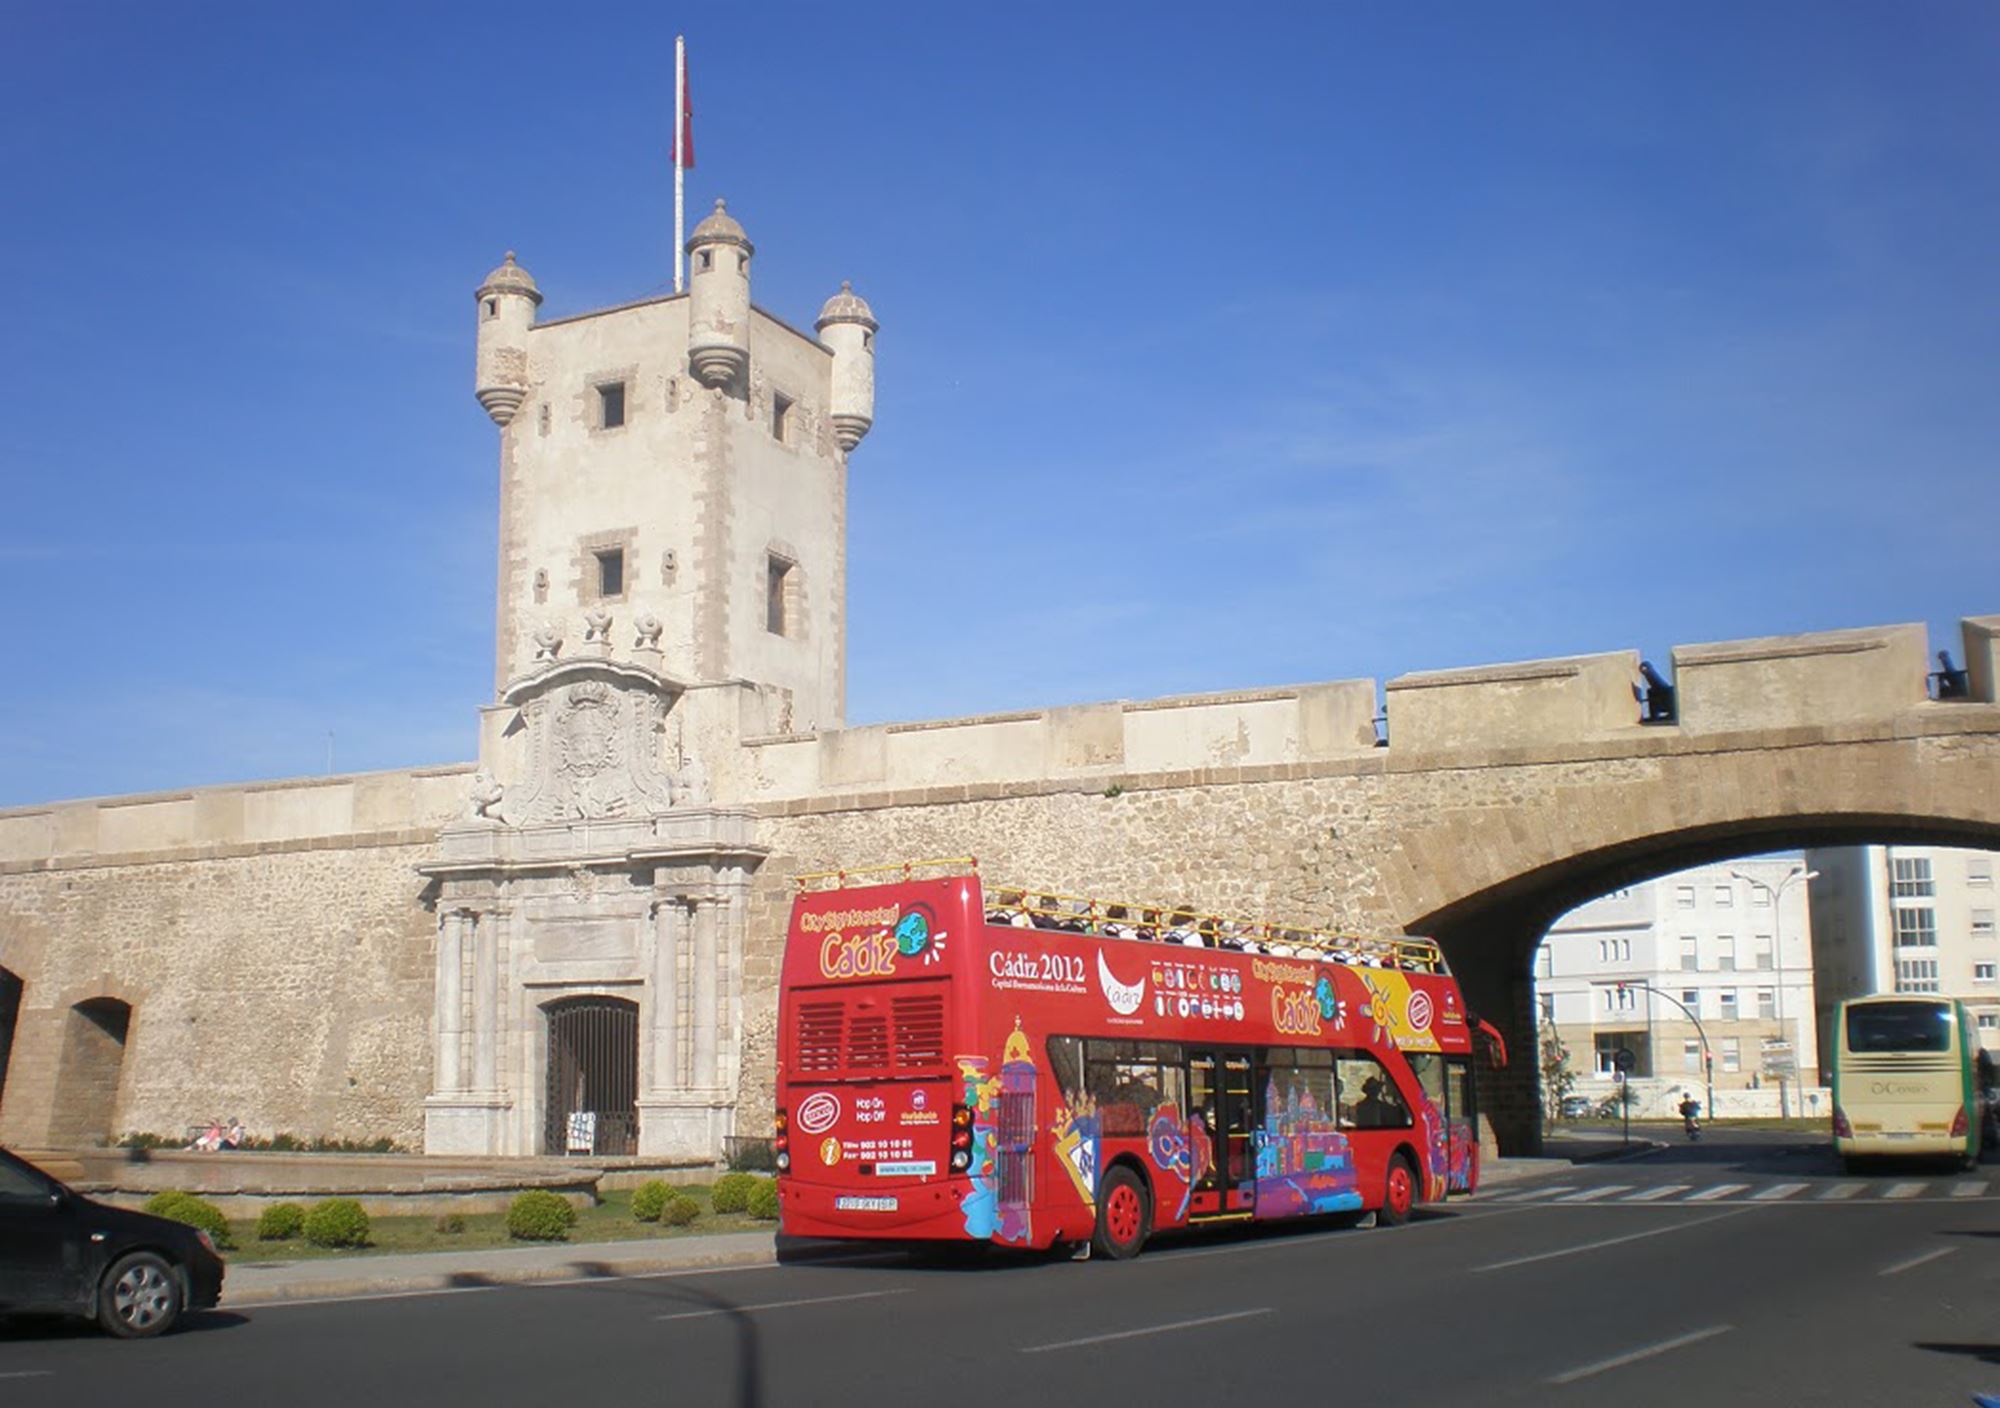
[421,205,877,1159]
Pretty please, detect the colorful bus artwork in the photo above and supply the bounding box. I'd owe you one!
[773,861,1505,1259]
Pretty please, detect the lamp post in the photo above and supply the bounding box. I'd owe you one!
[1731,864,1819,1119]
[1616,982,1714,1122]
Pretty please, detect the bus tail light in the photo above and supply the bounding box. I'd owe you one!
[1952,1105,1969,1139]
[950,1102,973,1172]
[1832,1105,1852,1139]
[774,1108,790,1172]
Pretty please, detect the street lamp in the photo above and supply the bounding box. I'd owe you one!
[1731,864,1820,1118]
[1618,981,1714,1122]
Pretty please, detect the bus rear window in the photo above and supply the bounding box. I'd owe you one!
[1846,1002,1952,1054]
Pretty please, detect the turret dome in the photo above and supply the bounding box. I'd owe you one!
[686,199,753,255]
[476,252,542,306]
[815,281,878,333]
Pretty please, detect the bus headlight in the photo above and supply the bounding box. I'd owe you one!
[950,1149,971,1172]
[776,1150,790,1171]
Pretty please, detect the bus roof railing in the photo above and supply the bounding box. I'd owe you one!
[794,858,1446,975]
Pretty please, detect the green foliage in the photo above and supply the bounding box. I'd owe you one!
[142,1191,234,1249]
[434,1212,466,1235]
[745,1178,780,1222]
[505,1190,578,1242]
[255,1202,305,1241]
[115,1130,405,1154]
[302,1198,372,1249]
[658,1193,701,1227]
[630,1180,673,1222]
[724,1138,778,1173]
[710,1171,759,1214]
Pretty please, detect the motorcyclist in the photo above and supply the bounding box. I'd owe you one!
[1678,1094,1701,1138]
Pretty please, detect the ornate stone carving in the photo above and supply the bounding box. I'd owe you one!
[533,623,564,661]
[670,751,712,807]
[467,773,505,822]
[508,670,677,824]
[635,614,663,650]
[584,607,612,645]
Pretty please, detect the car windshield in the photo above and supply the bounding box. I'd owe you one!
[0,1150,55,1201]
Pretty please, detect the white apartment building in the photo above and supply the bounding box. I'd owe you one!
[1805,845,2000,1060]
[1537,856,1820,1116]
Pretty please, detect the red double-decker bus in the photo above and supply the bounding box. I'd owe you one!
[774,860,1505,1259]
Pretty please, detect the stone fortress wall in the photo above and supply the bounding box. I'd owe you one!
[4,616,1995,1152]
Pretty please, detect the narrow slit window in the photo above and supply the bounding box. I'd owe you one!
[598,382,626,430]
[767,556,792,636]
[772,392,793,443]
[483,298,498,319]
[595,549,625,599]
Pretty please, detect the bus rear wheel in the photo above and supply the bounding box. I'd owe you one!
[1380,1153,1418,1227]
[1093,1167,1151,1260]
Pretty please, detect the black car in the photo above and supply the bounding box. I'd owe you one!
[0,1147,225,1338]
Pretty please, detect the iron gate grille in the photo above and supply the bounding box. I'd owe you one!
[544,996,639,1156]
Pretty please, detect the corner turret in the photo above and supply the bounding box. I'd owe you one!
[686,199,752,390]
[815,281,877,452]
[474,252,541,426]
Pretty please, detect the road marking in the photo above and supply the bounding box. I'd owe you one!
[1556,1185,1633,1203]
[1951,1181,1987,1198]
[1021,1307,1273,1354]
[244,1258,798,1309]
[1883,1182,1927,1200]
[1880,1247,1957,1277]
[1491,1185,1576,1202]
[656,1288,907,1322]
[1474,1205,1756,1273]
[0,1372,54,1381]
[1685,1183,1750,1202]
[1819,1183,1865,1200]
[1750,1183,1810,1201]
[1548,1325,1734,1385]
[1623,1186,1689,1202]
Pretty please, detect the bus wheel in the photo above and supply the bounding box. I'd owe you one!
[1380,1154,1418,1227]
[1093,1167,1151,1260]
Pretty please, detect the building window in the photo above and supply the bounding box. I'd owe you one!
[766,555,794,636]
[1892,856,1935,898]
[1722,1038,1741,1073]
[1981,1012,2000,1031]
[1973,910,1996,941]
[1757,988,1776,1019]
[1895,958,1940,993]
[1970,857,1993,888]
[698,249,713,271]
[1975,963,1997,984]
[483,298,498,319]
[1683,1040,1703,1073]
[1717,936,1736,972]
[598,381,627,430]
[1676,886,1696,909]
[1753,935,1774,970]
[1894,908,1937,948]
[594,549,625,600]
[1719,990,1739,1021]
[1681,989,1700,1014]
[1714,884,1734,907]
[1679,936,1698,971]
[771,392,793,443]
[1750,884,1771,907]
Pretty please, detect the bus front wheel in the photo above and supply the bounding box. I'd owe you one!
[1093,1167,1151,1260]
[1379,1153,1418,1228]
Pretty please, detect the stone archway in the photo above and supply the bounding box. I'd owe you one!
[0,967,21,1115]
[48,997,131,1148]
[542,995,639,1156]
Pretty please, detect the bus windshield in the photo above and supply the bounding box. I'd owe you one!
[1845,1001,1953,1053]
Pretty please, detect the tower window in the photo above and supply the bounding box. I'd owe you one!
[766,555,794,636]
[698,250,713,271]
[484,298,498,319]
[772,392,793,444]
[595,549,625,600]
[598,382,627,430]
[737,252,748,273]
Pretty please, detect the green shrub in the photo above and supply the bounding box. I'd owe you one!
[143,1191,234,1249]
[710,1171,759,1214]
[658,1194,700,1227]
[746,1178,780,1222]
[630,1180,672,1222]
[434,1212,466,1235]
[505,1189,577,1242]
[724,1137,777,1172]
[302,1198,372,1249]
[255,1202,305,1241]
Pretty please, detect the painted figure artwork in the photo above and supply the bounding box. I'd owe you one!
[1251,1071,1362,1218]
[955,1055,1001,1240]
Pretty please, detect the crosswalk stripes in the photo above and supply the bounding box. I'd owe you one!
[1884,1182,1926,1199]
[1624,1185,1690,1201]
[1685,1183,1751,1202]
[1488,1176,1994,1207]
[1492,1186,1576,1202]
[1555,1186,1633,1203]
[1950,1180,1987,1198]
[1750,1182,1810,1201]
[1819,1183,1865,1199]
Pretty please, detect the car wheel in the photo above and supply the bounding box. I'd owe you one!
[1092,1167,1151,1260]
[1379,1153,1418,1227]
[98,1251,181,1339]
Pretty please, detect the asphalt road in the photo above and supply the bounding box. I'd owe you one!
[5,1131,1996,1407]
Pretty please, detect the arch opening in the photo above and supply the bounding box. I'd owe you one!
[50,996,131,1148]
[543,995,638,1156]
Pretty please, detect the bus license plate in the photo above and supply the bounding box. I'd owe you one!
[835,1195,899,1212]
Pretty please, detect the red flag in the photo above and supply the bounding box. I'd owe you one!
[675,44,695,170]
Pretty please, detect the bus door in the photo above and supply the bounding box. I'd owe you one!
[1445,1057,1479,1194]
[1187,1050,1256,1219]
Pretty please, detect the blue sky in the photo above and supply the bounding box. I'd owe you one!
[2,2,1996,807]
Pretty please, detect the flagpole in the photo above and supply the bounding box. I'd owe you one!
[673,35,686,293]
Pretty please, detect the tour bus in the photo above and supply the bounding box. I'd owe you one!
[774,860,1505,1259]
[1831,994,1986,1171]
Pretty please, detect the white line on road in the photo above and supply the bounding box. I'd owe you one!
[1750,1183,1810,1201]
[1685,1183,1751,1202]
[656,1288,907,1322]
[1548,1325,1734,1385]
[1491,1185,1576,1202]
[1819,1183,1865,1200]
[1474,1206,1757,1273]
[1021,1307,1274,1354]
[1884,1182,1927,1200]
[1623,1186,1690,1202]
[0,1372,53,1380]
[1951,1181,1988,1199]
[1555,1186,1633,1203]
[1880,1247,1957,1277]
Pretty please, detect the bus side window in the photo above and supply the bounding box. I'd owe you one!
[1046,1036,1083,1108]
[1335,1053,1413,1130]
